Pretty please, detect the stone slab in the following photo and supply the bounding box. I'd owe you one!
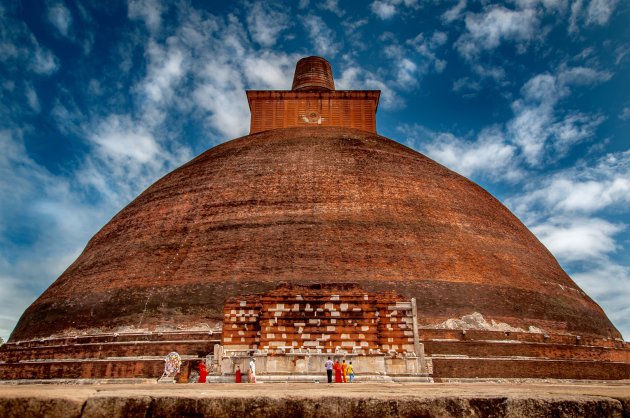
[1,382,629,417]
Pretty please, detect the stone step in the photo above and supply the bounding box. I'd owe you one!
[430,357,630,380]
[5,332,221,347]
[0,340,216,362]
[423,340,630,362]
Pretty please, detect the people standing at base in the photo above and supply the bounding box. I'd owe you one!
[325,357,333,383]
[341,360,347,383]
[333,360,342,383]
[347,362,355,383]
[248,358,257,383]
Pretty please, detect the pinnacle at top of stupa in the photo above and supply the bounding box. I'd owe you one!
[291,56,335,91]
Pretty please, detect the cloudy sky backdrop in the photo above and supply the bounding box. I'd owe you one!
[0,0,628,341]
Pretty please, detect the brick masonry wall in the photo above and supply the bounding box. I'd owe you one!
[0,359,166,380]
[247,91,379,134]
[222,284,415,354]
[431,358,630,380]
[424,341,630,362]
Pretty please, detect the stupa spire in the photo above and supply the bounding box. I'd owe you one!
[291,56,335,91]
[246,56,380,134]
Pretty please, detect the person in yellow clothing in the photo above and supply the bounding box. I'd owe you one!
[347,361,355,383]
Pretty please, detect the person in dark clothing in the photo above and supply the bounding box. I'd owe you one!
[325,356,333,383]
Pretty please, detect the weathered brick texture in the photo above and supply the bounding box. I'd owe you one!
[222,284,415,353]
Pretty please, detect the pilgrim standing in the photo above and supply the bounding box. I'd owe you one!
[325,357,334,383]
[248,358,257,383]
[347,361,355,383]
[333,360,342,383]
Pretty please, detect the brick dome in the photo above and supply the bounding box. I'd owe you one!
[10,126,620,341]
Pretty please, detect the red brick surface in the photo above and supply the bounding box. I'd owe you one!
[222,283,414,353]
[11,127,620,342]
[247,91,380,134]
[431,358,630,380]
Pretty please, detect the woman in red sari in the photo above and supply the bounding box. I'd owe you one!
[333,360,342,383]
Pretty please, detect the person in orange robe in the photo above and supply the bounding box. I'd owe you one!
[333,360,342,383]
[341,360,347,383]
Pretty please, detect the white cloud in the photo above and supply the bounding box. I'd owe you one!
[90,115,160,164]
[47,3,73,38]
[0,130,112,340]
[243,53,296,89]
[300,14,340,57]
[142,40,185,107]
[442,0,467,23]
[585,0,618,26]
[0,7,59,76]
[399,124,522,180]
[572,262,630,339]
[319,0,345,16]
[371,1,397,19]
[531,217,623,261]
[193,78,250,139]
[406,31,448,74]
[395,58,418,88]
[128,0,164,33]
[552,112,605,154]
[569,0,619,32]
[620,107,630,121]
[336,65,402,109]
[508,67,611,165]
[246,2,290,47]
[24,83,40,112]
[30,45,59,75]
[509,150,630,216]
[569,0,584,33]
[455,6,539,60]
[504,151,630,339]
[370,0,417,19]
[452,77,482,96]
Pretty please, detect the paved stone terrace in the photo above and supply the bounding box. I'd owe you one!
[1,382,629,417]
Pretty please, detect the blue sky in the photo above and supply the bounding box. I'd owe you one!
[0,0,628,342]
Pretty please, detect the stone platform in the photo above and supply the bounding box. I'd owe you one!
[1,382,629,417]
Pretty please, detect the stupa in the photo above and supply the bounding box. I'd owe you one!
[1,57,628,382]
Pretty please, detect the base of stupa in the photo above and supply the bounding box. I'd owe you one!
[1,327,630,381]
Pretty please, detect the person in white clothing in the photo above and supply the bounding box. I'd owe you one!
[248,357,257,383]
